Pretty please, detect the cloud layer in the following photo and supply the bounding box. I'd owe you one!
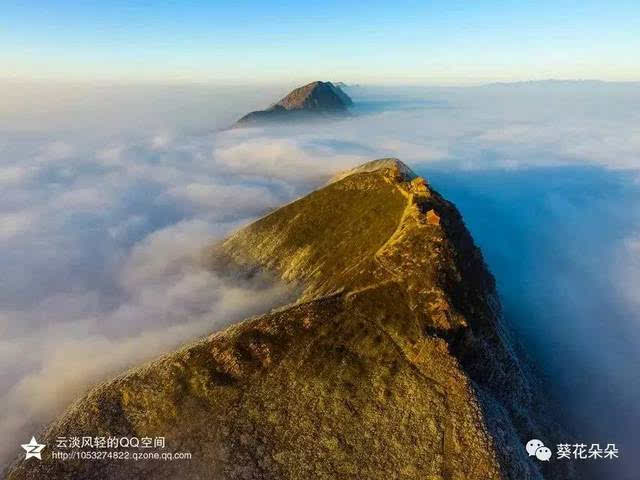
[1,81,639,477]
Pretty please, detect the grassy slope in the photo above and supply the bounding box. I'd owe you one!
[7,160,571,480]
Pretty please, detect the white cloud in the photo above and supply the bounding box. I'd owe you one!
[165,182,282,212]
[151,133,173,150]
[213,135,364,181]
[1,81,640,470]
[53,187,110,210]
[0,165,35,185]
[0,211,37,241]
[37,141,74,162]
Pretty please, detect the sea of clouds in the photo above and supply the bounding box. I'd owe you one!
[1,81,639,477]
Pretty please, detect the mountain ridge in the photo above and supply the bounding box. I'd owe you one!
[6,158,573,480]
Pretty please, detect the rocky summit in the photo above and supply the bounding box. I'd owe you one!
[6,159,573,480]
[234,81,352,126]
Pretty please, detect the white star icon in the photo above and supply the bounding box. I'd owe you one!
[21,436,45,460]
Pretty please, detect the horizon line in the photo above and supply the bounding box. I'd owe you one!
[2,76,640,89]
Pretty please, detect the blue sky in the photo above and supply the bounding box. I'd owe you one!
[3,0,640,84]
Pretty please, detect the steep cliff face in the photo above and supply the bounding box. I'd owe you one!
[6,159,572,480]
[234,81,352,126]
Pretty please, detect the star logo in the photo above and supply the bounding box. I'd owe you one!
[21,436,45,460]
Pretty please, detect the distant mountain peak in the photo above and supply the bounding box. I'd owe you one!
[274,81,352,110]
[233,80,353,127]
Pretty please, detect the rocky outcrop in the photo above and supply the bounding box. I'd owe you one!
[233,81,352,127]
[6,159,573,480]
